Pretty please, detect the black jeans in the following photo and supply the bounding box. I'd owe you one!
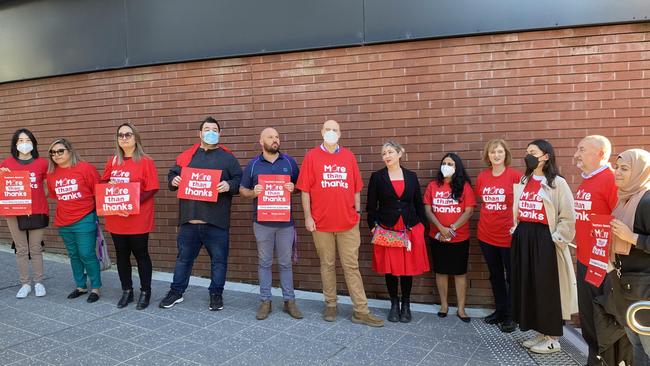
[111,233,152,292]
[479,241,512,320]
[577,262,606,366]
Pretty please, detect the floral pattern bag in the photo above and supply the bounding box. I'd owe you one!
[371,225,412,251]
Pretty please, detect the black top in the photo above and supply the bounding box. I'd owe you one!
[168,147,242,229]
[620,190,650,274]
[366,167,427,229]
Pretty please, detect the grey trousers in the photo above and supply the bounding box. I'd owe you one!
[253,222,296,301]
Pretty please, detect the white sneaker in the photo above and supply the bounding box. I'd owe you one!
[34,283,46,297]
[16,284,32,298]
[530,336,561,354]
[522,333,546,348]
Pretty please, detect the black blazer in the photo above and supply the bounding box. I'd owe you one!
[366,167,427,229]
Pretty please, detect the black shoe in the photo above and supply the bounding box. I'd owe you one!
[483,311,501,324]
[399,297,412,323]
[437,307,448,318]
[117,290,134,308]
[159,290,183,309]
[87,292,100,303]
[457,313,471,323]
[136,291,151,310]
[387,298,400,322]
[499,319,517,333]
[67,289,88,299]
[209,293,223,311]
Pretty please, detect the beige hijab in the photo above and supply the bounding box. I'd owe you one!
[611,149,650,255]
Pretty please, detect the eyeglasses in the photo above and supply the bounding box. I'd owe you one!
[117,132,134,140]
[49,148,67,157]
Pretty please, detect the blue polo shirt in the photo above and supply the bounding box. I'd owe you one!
[240,153,300,226]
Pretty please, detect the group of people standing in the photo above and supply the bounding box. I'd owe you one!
[2,118,649,364]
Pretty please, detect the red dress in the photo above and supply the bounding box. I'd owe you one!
[372,180,430,276]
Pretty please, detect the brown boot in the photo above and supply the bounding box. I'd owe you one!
[323,306,337,322]
[351,311,385,327]
[283,300,304,319]
[256,300,272,320]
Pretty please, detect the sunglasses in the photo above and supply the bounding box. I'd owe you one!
[49,148,67,157]
[117,132,134,140]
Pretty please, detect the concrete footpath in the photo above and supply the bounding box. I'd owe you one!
[0,245,587,365]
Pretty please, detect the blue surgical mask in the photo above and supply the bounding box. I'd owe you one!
[202,130,219,145]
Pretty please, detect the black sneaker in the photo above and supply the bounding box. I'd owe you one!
[499,319,517,333]
[209,293,223,311]
[159,291,183,309]
[483,311,501,324]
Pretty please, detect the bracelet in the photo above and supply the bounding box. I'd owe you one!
[356,210,362,215]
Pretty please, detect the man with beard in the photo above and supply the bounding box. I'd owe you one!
[240,127,302,320]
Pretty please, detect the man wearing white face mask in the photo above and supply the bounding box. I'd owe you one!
[297,119,384,327]
[160,117,242,311]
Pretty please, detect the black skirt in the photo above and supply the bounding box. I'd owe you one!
[431,239,469,275]
[511,221,563,336]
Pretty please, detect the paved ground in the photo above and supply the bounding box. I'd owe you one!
[0,246,586,365]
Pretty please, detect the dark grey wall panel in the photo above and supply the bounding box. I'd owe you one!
[0,0,126,83]
[125,0,364,66]
[364,0,649,43]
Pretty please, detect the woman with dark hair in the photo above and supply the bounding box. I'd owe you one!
[609,149,650,364]
[102,122,159,310]
[511,139,577,354]
[0,129,49,298]
[475,139,522,333]
[366,140,430,323]
[424,153,475,322]
[46,138,102,303]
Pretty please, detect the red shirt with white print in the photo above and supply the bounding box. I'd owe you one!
[517,176,548,225]
[0,157,49,215]
[475,167,522,247]
[296,146,362,232]
[423,180,476,242]
[102,156,159,235]
[47,161,100,227]
[574,167,617,265]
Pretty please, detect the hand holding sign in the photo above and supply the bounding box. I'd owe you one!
[0,171,32,216]
[257,174,291,222]
[177,168,222,202]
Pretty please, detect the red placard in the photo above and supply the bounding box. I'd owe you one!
[95,183,140,216]
[177,168,221,202]
[0,171,32,216]
[257,174,291,222]
[585,214,614,287]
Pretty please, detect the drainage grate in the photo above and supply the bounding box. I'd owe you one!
[474,321,587,365]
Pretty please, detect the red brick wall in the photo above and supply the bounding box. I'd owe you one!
[1,23,648,307]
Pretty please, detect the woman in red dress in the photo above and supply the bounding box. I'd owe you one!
[366,140,430,323]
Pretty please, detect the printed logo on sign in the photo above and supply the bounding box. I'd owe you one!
[111,170,131,183]
[102,185,133,212]
[321,165,348,189]
[482,186,507,211]
[54,178,81,200]
[4,179,27,197]
[574,189,593,221]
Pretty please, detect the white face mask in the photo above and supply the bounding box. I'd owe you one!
[17,142,33,155]
[323,130,339,145]
[441,165,455,178]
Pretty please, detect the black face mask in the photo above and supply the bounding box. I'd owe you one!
[524,154,540,170]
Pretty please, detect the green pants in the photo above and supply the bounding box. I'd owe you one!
[58,212,102,289]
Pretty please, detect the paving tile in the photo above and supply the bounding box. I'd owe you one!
[92,340,149,362]
[8,358,51,366]
[419,351,469,366]
[122,350,181,365]
[0,325,38,348]
[0,349,28,364]
[32,344,87,366]
[9,336,65,356]
[128,330,175,349]
[154,321,202,337]
[154,339,205,358]
[395,333,443,350]
[82,318,123,334]
[61,353,121,366]
[281,322,327,339]
[46,327,95,344]
[431,339,476,359]
[207,319,251,335]
[235,325,278,342]
[101,324,149,340]
[381,344,430,364]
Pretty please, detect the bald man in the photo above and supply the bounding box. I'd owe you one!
[296,120,384,327]
[240,127,302,320]
[573,135,619,365]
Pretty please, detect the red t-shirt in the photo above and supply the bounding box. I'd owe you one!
[47,161,100,227]
[296,146,362,232]
[475,167,522,247]
[423,181,476,242]
[102,156,159,235]
[0,157,49,215]
[517,177,548,225]
[574,167,618,265]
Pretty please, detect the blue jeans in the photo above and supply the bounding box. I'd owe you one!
[253,223,295,301]
[479,241,511,320]
[170,223,229,295]
[625,327,650,366]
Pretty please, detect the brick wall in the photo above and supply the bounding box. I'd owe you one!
[1,23,648,307]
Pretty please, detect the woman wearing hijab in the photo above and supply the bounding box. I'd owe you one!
[610,149,650,364]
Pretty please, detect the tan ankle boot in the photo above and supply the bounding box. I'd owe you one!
[283,300,304,319]
[351,311,384,327]
[256,300,272,320]
[323,306,337,322]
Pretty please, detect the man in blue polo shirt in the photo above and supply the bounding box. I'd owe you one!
[240,127,302,320]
